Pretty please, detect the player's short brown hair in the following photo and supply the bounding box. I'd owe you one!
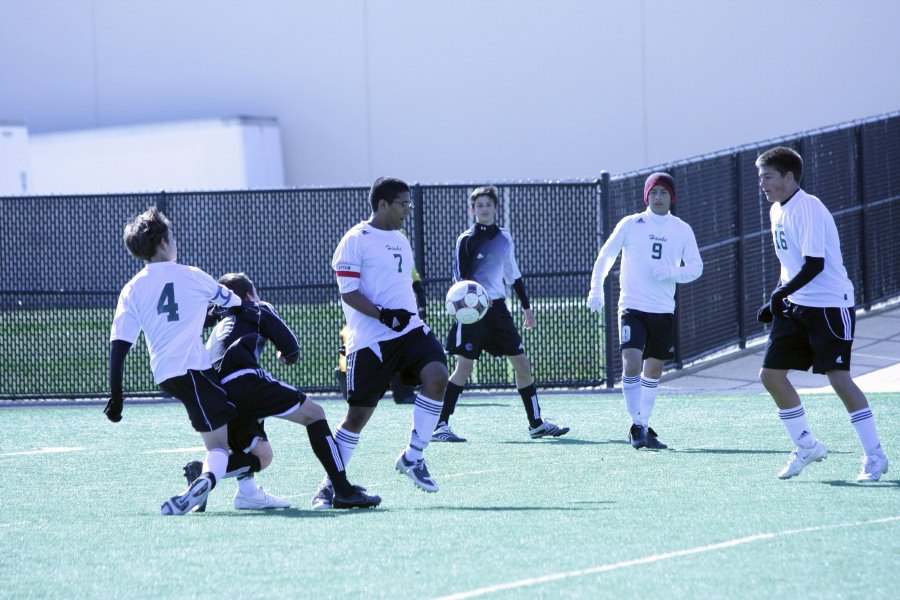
[218,272,256,300]
[470,185,499,207]
[756,146,803,184]
[123,206,172,262]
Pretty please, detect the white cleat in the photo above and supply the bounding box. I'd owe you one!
[778,441,828,479]
[857,453,889,483]
[161,476,212,515]
[234,485,291,510]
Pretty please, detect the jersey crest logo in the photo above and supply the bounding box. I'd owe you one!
[362,230,370,235]
[636,217,645,224]
[476,253,485,260]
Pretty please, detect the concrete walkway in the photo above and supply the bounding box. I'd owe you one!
[662,301,900,395]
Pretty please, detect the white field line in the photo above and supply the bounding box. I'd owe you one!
[0,447,83,457]
[144,446,206,454]
[433,515,900,600]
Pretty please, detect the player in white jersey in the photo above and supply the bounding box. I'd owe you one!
[312,177,449,507]
[756,146,888,482]
[588,173,703,449]
[106,207,244,515]
[435,185,569,442]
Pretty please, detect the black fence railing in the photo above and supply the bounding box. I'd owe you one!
[2,111,899,399]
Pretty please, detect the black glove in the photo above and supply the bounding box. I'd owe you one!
[770,287,791,320]
[378,307,414,332]
[757,302,773,324]
[104,390,123,422]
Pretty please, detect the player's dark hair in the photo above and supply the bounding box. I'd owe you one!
[470,185,499,207]
[756,146,803,184]
[123,206,172,262]
[369,177,411,212]
[218,272,256,300]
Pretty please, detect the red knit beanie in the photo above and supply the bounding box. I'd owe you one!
[643,172,676,205]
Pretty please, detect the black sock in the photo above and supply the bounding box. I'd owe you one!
[307,419,353,496]
[225,452,261,479]
[203,472,218,489]
[518,383,542,427]
[439,382,464,425]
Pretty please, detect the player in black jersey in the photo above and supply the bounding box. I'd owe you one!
[435,186,569,442]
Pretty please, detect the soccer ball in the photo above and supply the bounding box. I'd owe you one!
[445,280,490,324]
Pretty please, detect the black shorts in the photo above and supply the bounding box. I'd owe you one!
[445,299,524,359]
[227,416,268,455]
[762,304,854,374]
[619,309,675,361]
[221,368,306,421]
[159,369,237,433]
[347,326,447,408]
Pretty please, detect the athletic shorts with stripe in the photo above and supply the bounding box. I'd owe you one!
[762,304,855,374]
[158,368,237,433]
[346,325,447,408]
[619,309,674,361]
[220,368,307,452]
[445,299,524,359]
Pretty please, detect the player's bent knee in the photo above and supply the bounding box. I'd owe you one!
[254,442,274,470]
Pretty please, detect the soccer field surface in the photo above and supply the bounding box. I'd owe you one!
[2,393,897,599]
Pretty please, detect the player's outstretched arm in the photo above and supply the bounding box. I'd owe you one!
[105,339,133,422]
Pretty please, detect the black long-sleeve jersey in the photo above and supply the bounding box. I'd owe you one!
[205,301,300,377]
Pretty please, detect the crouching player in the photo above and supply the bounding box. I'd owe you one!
[184,272,380,510]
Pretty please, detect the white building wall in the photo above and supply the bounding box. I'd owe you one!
[0,0,898,189]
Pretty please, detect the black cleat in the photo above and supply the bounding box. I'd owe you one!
[183,460,207,512]
[332,487,382,509]
[628,424,647,449]
[645,427,668,450]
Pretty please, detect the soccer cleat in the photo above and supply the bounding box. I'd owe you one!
[856,453,889,482]
[778,440,828,479]
[395,452,439,492]
[311,482,334,510]
[645,427,668,450]
[431,423,467,442]
[628,423,647,449]
[528,419,570,439]
[161,475,212,516]
[234,485,291,510]
[182,460,207,512]
[333,487,382,509]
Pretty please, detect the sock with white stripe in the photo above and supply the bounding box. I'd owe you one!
[404,394,443,462]
[308,419,353,496]
[622,375,641,424]
[333,426,360,468]
[638,376,660,427]
[849,407,884,456]
[202,447,229,490]
[778,405,816,449]
[518,383,542,428]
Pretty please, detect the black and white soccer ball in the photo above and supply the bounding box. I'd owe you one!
[445,280,490,324]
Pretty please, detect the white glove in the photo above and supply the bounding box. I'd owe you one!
[587,289,604,313]
[652,264,675,282]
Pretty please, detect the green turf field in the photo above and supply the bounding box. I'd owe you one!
[1,392,897,599]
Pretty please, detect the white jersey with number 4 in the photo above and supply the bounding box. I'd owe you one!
[332,221,424,355]
[770,188,854,308]
[110,261,241,383]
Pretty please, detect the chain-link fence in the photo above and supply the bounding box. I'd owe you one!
[2,112,899,399]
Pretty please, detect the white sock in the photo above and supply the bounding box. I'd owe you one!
[203,448,229,486]
[778,406,816,449]
[333,427,360,469]
[237,475,258,495]
[405,394,443,462]
[639,376,660,427]
[849,407,883,456]
[622,375,641,424]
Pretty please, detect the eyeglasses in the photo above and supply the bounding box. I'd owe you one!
[391,200,413,209]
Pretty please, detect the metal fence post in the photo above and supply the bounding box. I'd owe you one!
[600,171,616,388]
[412,184,425,279]
[734,152,747,348]
[855,125,872,310]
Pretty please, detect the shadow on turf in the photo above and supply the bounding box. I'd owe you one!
[672,448,854,456]
[421,503,615,512]
[499,438,622,446]
[189,508,378,519]
[819,479,900,488]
